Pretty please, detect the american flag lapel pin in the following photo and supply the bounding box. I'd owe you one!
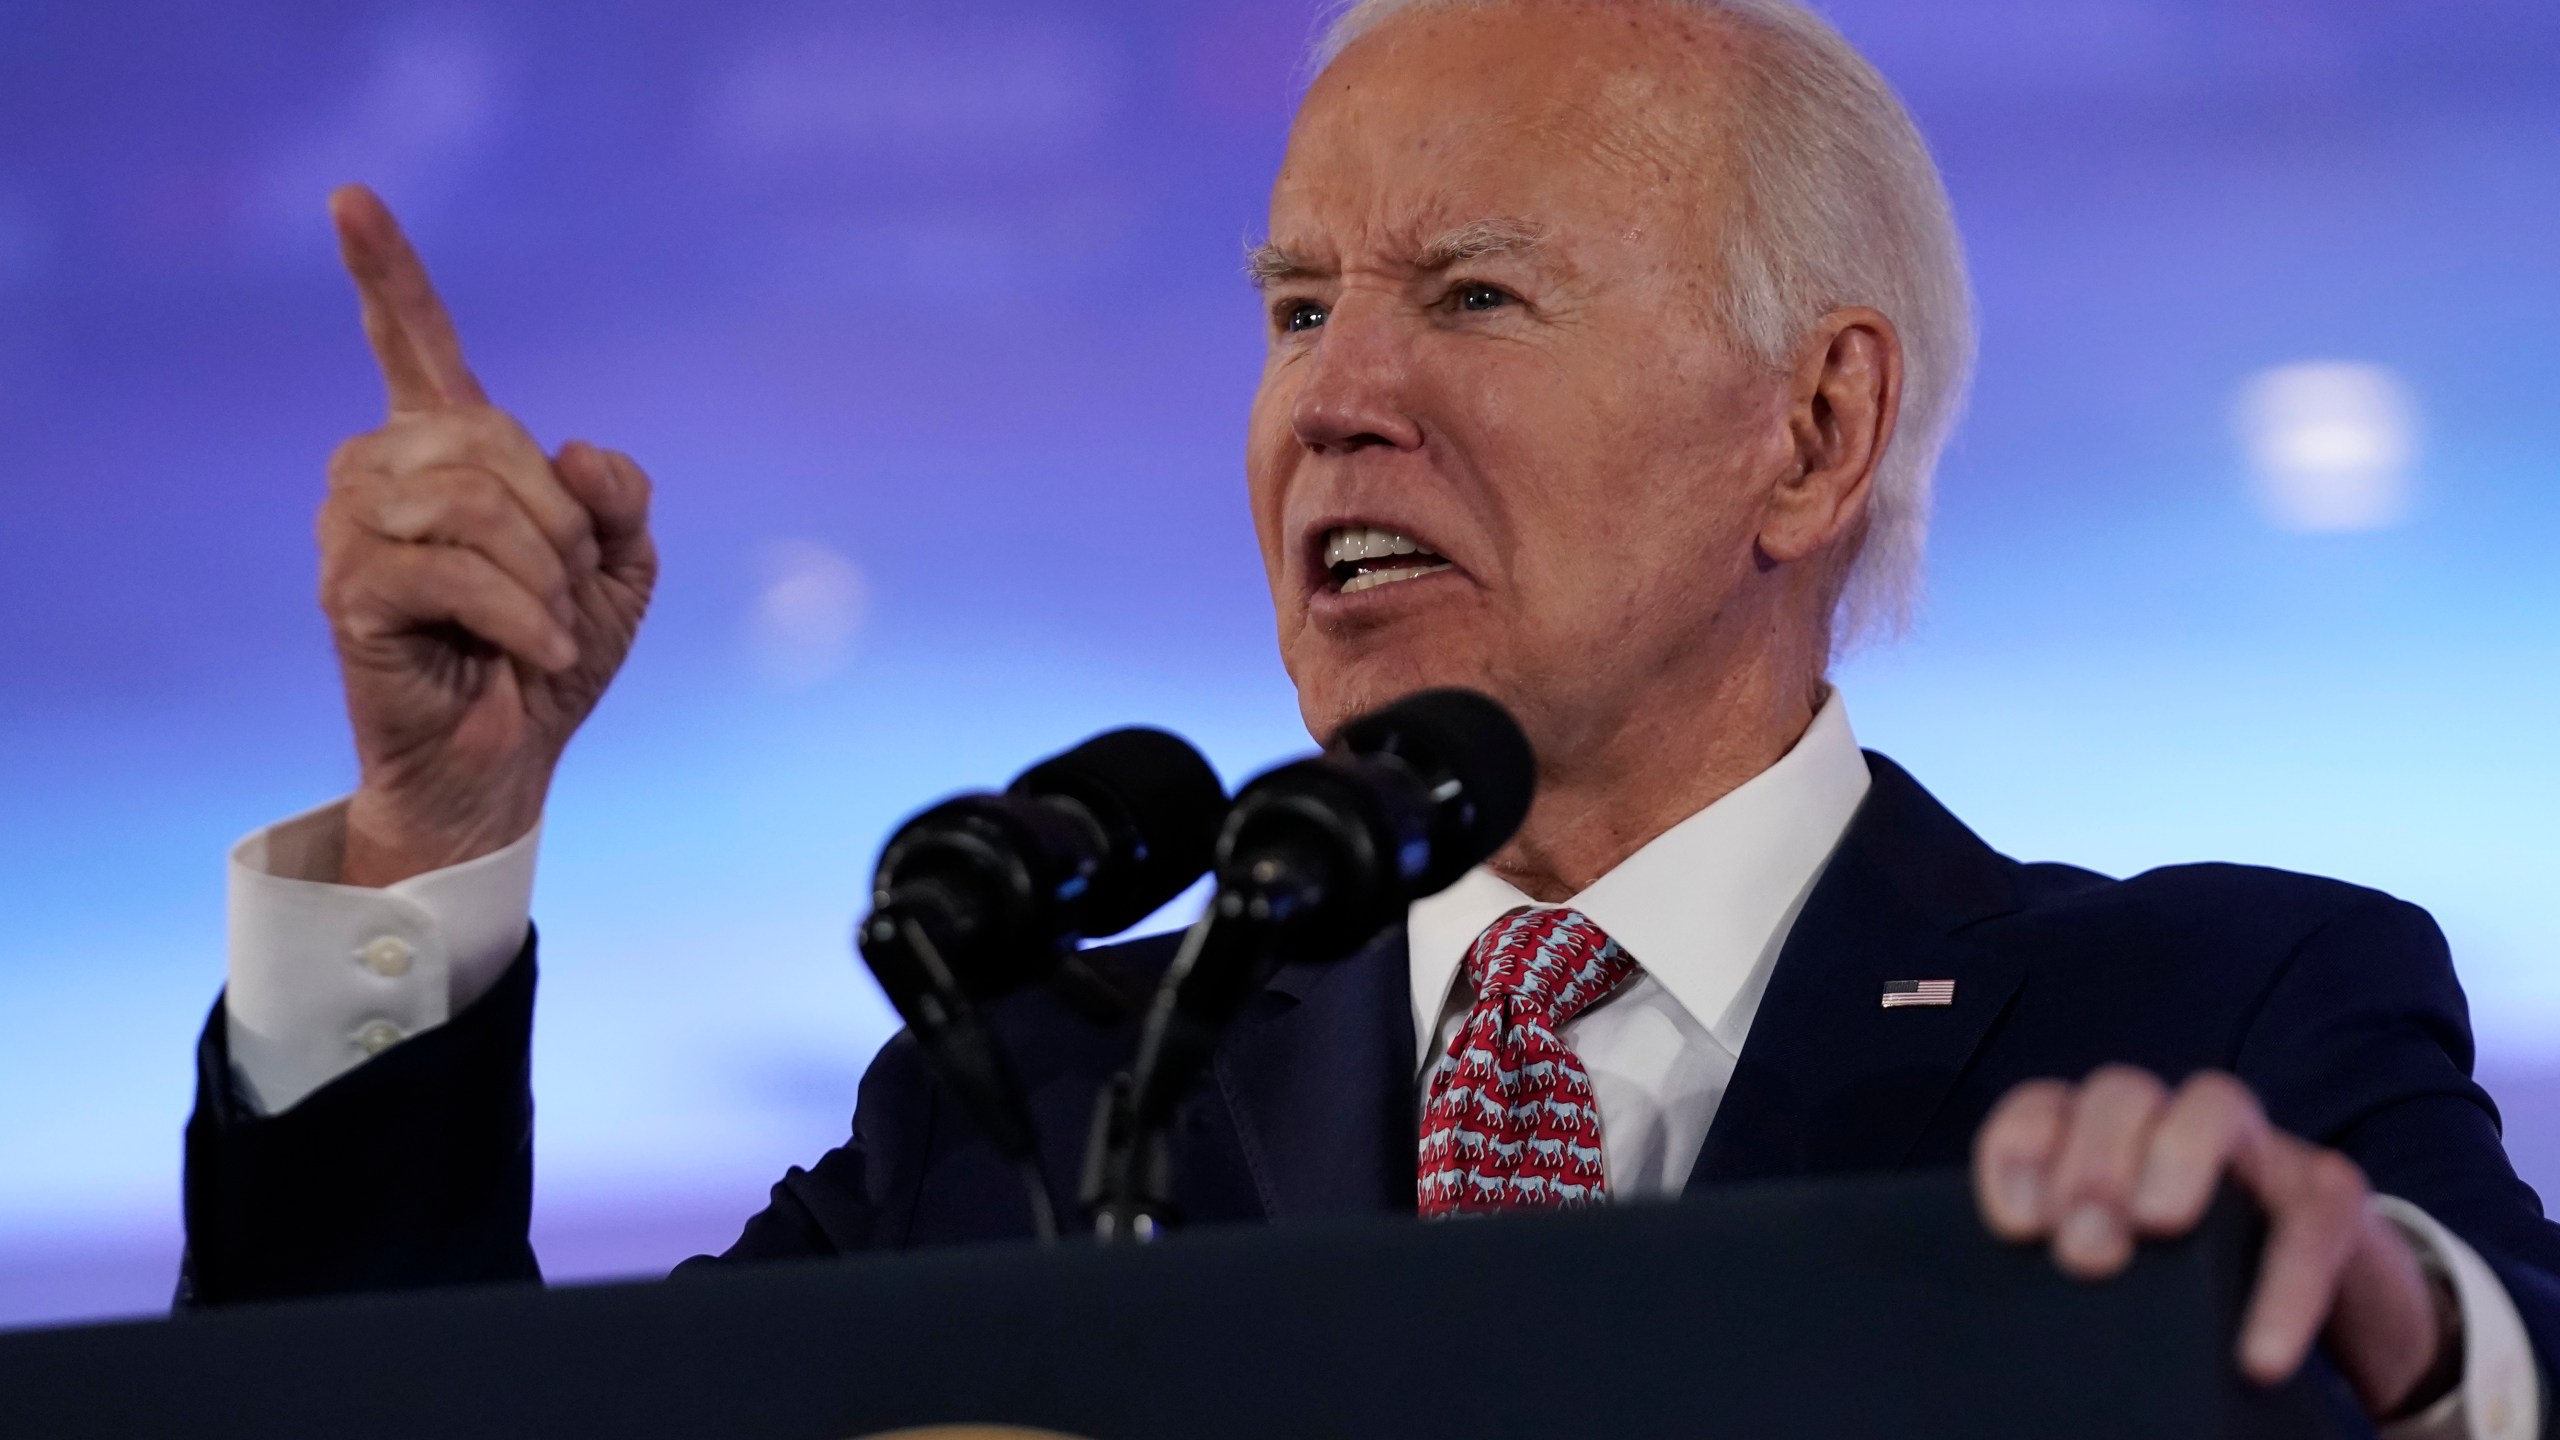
[1880,979,1956,1009]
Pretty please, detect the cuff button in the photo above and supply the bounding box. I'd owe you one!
[354,1019,405,1055]
[360,935,414,978]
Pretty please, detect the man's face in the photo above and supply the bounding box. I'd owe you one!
[1248,2,1801,762]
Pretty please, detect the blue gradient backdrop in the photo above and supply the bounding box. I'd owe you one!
[2,0,2555,1327]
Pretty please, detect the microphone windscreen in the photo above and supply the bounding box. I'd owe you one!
[1012,727,1227,935]
[1335,688,1536,892]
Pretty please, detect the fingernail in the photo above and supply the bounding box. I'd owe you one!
[2059,1203,2118,1262]
[1997,1166,2042,1225]
[548,632,579,670]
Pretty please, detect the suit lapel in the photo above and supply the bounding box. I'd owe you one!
[1209,927,1417,1220]
[1689,753,2027,1187]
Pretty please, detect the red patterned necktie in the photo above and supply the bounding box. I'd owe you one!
[1418,905,1639,1217]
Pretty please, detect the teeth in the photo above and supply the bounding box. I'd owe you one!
[1323,526,1427,567]
[1339,562,1452,595]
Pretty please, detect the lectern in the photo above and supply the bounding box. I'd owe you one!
[0,1171,2357,1439]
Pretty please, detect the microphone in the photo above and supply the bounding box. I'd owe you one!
[1213,686,1536,955]
[1084,689,1536,1239]
[859,727,1227,1241]
[867,726,1229,997]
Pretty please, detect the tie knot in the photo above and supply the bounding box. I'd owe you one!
[1463,905,1636,1028]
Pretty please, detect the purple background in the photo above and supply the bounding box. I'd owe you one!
[2,0,2556,1328]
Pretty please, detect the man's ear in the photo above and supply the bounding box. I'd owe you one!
[1758,306,1902,566]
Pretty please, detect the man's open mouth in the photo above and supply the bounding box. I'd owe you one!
[1323,526,1455,595]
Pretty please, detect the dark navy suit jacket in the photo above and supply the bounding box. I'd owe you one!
[181,753,2560,1389]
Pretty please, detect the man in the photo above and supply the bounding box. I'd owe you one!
[183,1,2558,1435]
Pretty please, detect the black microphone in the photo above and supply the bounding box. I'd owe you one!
[1213,687,1537,956]
[1084,689,1536,1239]
[859,727,1227,1241]
[867,727,1228,997]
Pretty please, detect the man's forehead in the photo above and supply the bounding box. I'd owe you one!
[1265,5,1739,274]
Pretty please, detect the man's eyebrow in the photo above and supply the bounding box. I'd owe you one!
[1414,217,1551,270]
[1244,241,1321,290]
[1244,217,1551,290]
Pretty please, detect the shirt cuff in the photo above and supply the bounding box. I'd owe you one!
[2372,1194,2541,1440]
[223,797,540,1115]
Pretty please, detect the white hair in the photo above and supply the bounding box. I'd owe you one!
[1311,0,1974,645]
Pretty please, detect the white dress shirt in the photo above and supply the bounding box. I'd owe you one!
[224,691,2532,1437]
[1404,688,1871,1197]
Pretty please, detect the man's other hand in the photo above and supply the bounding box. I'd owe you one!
[1973,1066,2453,1420]
[318,185,658,887]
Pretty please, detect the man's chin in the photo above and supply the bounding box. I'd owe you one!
[1289,640,1504,746]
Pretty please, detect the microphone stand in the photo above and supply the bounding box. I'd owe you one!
[1077,688,1535,1242]
[1082,855,1323,1241]
[858,905,1061,1243]
[853,723,1230,1248]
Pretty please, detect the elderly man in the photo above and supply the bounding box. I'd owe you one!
[184,0,2558,1434]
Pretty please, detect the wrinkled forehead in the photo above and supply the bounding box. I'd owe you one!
[1269,1,1743,258]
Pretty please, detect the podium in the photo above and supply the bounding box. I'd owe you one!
[0,1171,2356,1439]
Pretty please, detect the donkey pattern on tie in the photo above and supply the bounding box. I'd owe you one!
[1418,906,1639,1217]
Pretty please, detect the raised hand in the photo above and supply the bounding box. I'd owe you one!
[316,185,658,887]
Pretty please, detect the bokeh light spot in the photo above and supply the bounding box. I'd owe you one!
[2236,361,2418,533]
[749,540,867,689]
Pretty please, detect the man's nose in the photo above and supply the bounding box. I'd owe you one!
[1289,301,1426,456]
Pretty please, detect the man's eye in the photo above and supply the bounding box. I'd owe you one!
[1456,282,1510,312]
[1280,300,1329,333]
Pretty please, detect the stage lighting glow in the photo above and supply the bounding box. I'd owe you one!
[749,539,867,688]
[2236,362,2417,533]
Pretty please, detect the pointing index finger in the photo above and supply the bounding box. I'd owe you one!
[329,184,488,415]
